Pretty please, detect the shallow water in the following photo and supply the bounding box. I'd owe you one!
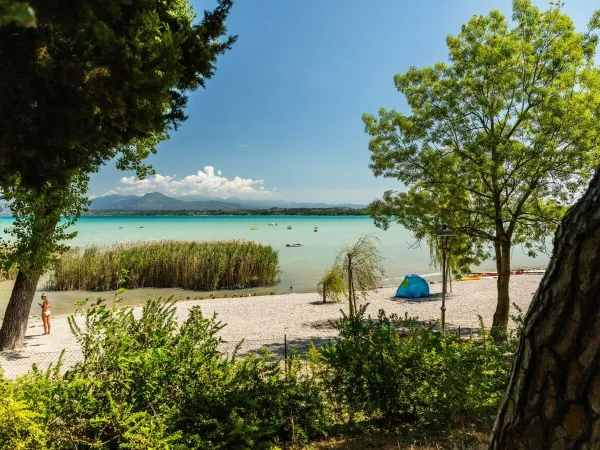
[0,216,549,316]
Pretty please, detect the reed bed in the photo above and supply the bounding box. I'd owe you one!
[0,265,18,282]
[46,240,280,291]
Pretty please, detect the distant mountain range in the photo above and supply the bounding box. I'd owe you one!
[89,192,365,211]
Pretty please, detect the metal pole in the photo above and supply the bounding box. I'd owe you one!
[441,250,447,333]
[284,334,288,374]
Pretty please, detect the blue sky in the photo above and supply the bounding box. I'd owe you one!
[89,0,599,204]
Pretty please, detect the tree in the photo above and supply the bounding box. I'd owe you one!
[335,235,384,316]
[490,165,600,448]
[364,0,600,332]
[316,265,345,304]
[0,0,236,349]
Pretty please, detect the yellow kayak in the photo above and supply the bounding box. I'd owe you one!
[459,275,482,281]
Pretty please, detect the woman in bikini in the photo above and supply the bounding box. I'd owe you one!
[39,294,51,335]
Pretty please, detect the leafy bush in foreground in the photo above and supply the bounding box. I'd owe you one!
[0,300,521,448]
[0,369,46,450]
[47,240,280,291]
[10,299,329,449]
[312,305,518,427]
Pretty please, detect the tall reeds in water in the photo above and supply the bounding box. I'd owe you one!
[47,240,280,291]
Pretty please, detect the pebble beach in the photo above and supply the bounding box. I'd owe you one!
[0,275,542,378]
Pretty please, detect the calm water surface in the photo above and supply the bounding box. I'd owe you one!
[0,216,548,315]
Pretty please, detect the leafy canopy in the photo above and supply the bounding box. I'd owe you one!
[0,0,236,191]
[364,0,600,259]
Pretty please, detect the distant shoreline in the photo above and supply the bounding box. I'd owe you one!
[83,207,369,217]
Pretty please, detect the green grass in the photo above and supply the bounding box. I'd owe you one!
[47,240,279,291]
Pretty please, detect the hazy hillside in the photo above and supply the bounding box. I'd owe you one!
[90,192,241,211]
[89,192,365,211]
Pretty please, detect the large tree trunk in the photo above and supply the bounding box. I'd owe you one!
[0,207,58,350]
[490,169,600,449]
[492,241,511,331]
[0,270,41,350]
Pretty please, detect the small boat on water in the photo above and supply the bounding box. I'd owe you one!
[251,226,257,231]
[313,226,318,232]
[286,243,302,247]
[287,225,292,230]
[268,223,277,226]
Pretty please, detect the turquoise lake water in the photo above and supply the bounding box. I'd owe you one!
[0,215,549,294]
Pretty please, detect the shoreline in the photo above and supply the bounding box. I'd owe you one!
[0,275,543,378]
[0,267,546,318]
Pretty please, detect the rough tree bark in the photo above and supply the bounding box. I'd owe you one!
[492,241,512,332]
[0,270,40,350]
[490,168,600,449]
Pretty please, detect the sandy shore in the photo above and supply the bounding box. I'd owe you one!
[0,275,542,378]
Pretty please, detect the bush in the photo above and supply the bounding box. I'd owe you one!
[316,265,346,303]
[0,370,47,450]
[47,240,280,291]
[2,299,522,447]
[312,305,518,427]
[13,298,329,449]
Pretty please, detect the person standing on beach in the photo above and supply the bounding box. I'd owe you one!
[39,294,51,335]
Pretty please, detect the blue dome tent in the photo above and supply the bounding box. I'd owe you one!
[395,274,430,299]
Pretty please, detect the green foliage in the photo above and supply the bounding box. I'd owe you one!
[312,306,518,427]
[0,0,235,192]
[12,298,330,449]
[335,235,384,316]
[47,240,280,291]
[427,233,485,279]
[0,175,89,278]
[364,0,600,326]
[0,371,47,450]
[0,0,34,27]
[1,296,526,447]
[317,265,346,303]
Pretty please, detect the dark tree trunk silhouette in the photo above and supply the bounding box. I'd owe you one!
[490,168,600,448]
[0,270,40,350]
[492,241,512,332]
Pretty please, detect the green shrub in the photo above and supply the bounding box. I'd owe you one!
[47,240,280,291]
[316,264,346,303]
[15,298,329,449]
[312,305,518,427]
[0,370,47,450]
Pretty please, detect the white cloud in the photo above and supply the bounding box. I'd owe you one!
[103,166,273,199]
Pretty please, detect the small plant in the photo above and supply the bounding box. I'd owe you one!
[316,265,345,303]
[335,235,384,316]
